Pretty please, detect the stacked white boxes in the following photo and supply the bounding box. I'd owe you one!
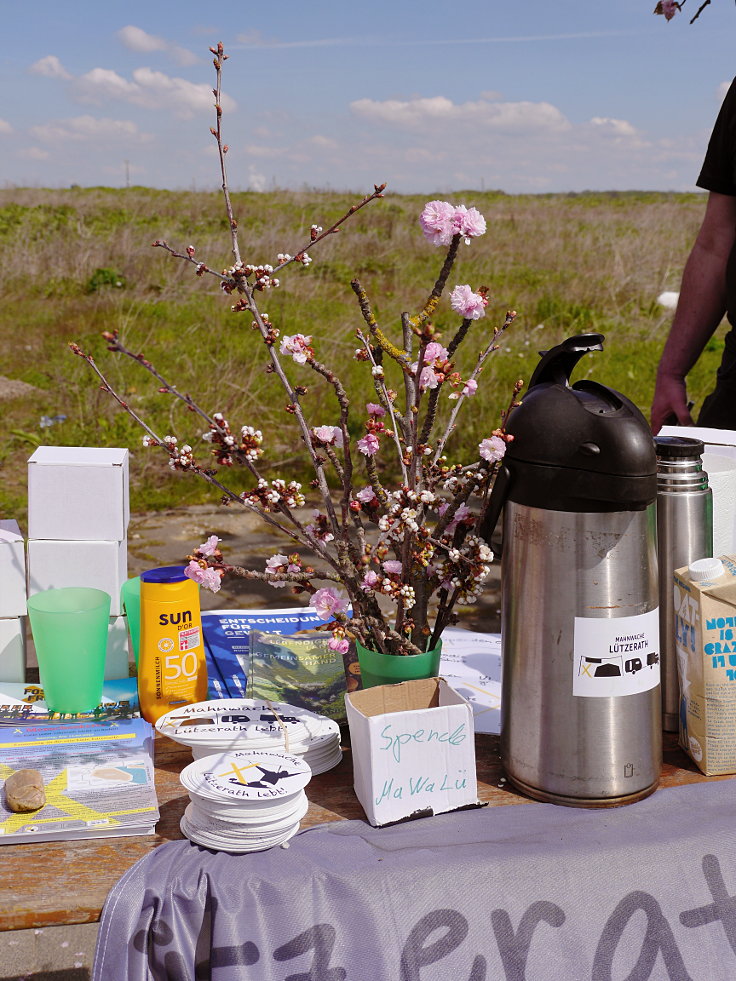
[0,520,28,682]
[27,447,131,680]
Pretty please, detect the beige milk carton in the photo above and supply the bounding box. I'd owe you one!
[674,554,736,774]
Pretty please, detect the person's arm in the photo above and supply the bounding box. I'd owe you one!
[651,191,736,433]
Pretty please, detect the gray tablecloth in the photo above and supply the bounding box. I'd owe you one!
[93,779,736,980]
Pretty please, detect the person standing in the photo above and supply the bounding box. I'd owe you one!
[651,79,736,433]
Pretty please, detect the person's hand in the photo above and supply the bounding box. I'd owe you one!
[650,374,694,434]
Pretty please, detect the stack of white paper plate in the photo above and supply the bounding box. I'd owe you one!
[156,699,343,775]
[179,749,312,852]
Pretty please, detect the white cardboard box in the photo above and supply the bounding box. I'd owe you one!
[27,446,130,541]
[0,617,26,682]
[0,520,27,617]
[345,677,480,827]
[27,539,127,616]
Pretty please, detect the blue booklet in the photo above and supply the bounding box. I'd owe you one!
[0,714,158,842]
[0,678,139,717]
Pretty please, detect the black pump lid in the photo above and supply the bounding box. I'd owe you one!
[654,435,705,460]
[501,333,656,511]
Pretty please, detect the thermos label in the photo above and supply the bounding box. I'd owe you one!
[572,609,660,698]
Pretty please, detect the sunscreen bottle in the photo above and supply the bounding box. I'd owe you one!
[138,565,208,723]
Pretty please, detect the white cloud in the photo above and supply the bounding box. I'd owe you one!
[30,115,153,144]
[29,55,72,81]
[234,30,629,51]
[75,68,140,103]
[235,31,354,50]
[117,26,199,67]
[118,25,162,54]
[20,146,50,160]
[245,144,292,159]
[589,117,637,137]
[336,90,665,192]
[350,95,570,133]
[309,135,339,149]
[0,119,12,135]
[72,66,234,119]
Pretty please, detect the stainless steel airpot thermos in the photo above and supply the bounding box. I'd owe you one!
[481,334,661,807]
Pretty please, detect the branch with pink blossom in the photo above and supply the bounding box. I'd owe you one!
[653,0,716,23]
[71,42,520,658]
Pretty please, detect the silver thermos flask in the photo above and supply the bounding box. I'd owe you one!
[481,334,661,807]
[654,436,713,733]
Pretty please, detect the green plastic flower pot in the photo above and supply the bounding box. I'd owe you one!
[355,638,442,689]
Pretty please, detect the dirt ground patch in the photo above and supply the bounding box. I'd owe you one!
[0,375,38,400]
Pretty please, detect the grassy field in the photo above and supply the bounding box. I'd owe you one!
[0,185,722,522]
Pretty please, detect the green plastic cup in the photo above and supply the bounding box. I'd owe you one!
[27,586,111,713]
[120,576,141,667]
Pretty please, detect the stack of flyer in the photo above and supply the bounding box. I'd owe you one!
[0,711,158,843]
[179,749,312,852]
[156,699,343,774]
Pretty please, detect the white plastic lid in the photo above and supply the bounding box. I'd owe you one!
[688,557,725,581]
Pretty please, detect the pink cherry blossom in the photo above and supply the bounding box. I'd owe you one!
[419,366,440,391]
[366,403,386,417]
[313,425,343,446]
[357,433,380,456]
[328,636,350,655]
[439,502,472,535]
[361,570,380,592]
[462,379,478,397]
[453,205,487,243]
[266,553,289,572]
[265,553,290,587]
[419,200,457,247]
[305,510,335,543]
[279,333,313,364]
[356,486,377,503]
[312,587,349,619]
[382,560,403,575]
[184,560,222,593]
[423,341,449,364]
[659,0,679,19]
[450,285,487,320]
[198,535,221,556]
[479,435,506,463]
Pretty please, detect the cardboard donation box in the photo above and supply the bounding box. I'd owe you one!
[674,554,736,775]
[27,446,130,541]
[0,618,25,683]
[0,520,26,618]
[27,539,128,616]
[345,677,481,827]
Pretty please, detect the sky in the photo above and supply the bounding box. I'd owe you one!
[2,0,736,195]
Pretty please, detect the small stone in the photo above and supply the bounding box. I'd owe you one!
[5,769,45,813]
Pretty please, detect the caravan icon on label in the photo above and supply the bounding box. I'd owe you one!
[573,610,661,698]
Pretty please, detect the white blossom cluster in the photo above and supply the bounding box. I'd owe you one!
[241,477,305,512]
[199,414,264,467]
[167,439,196,471]
[223,260,280,291]
[436,534,495,605]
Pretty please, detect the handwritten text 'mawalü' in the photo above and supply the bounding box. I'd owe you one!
[380,722,467,763]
